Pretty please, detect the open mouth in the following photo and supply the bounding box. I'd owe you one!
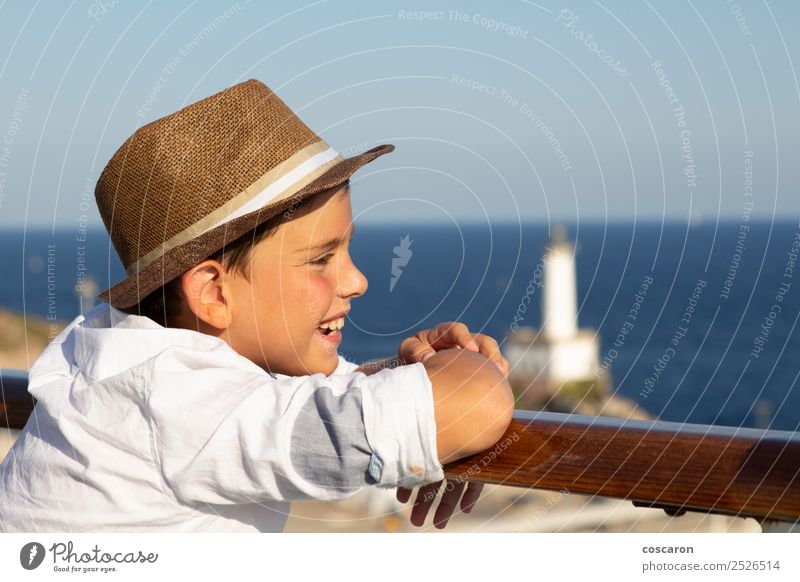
[316,316,345,341]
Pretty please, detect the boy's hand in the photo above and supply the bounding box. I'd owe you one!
[397,479,484,529]
[395,322,507,527]
[397,322,510,376]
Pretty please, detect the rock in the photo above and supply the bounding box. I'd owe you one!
[0,309,66,371]
[510,373,653,420]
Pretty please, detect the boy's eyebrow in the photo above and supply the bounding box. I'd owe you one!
[297,224,356,254]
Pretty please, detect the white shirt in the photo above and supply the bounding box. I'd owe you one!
[0,303,443,532]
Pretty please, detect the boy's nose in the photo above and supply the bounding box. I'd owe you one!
[338,260,368,299]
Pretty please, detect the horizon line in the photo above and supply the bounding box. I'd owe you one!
[4,217,799,231]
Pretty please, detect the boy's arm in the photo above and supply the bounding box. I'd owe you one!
[148,348,444,505]
[419,349,513,465]
[386,322,511,527]
[147,348,510,506]
[360,350,514,464]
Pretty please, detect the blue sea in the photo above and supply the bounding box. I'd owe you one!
[3,221,800,432]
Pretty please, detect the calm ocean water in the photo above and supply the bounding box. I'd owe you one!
[3,221,799,431]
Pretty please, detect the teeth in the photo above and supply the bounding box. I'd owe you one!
[318,316,345,331]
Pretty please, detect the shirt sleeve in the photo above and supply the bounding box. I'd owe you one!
[145,346,443,506]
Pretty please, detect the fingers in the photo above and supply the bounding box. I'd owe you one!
[460,482,484,513]
[427,322,478,352]
[396,487,412,503]
[399,322,511,374]
[471,334,511,375]
[410,481,442,527]
[432,480,467,529]
[430,324,510,375]
[397,336,436,365]
[401,480,481,529]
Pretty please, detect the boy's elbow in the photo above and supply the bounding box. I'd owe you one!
[485,375,515,443]
[474,367,514,451]
[425,349,516,464]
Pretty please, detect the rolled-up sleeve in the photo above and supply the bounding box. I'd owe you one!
[358,364,443,488]
[145,346,443,506]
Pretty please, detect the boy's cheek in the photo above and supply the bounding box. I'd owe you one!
[303,277,336,319]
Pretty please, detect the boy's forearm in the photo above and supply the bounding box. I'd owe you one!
[355,350,514,465]
[423,349,514,465]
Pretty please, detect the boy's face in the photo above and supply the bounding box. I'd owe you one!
[224,185,368,376]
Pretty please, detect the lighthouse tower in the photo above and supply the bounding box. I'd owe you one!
[543,226,578,342]
[504,226,600,386]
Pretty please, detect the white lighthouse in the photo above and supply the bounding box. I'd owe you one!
[543,226,578,342]
[505,226,601,391]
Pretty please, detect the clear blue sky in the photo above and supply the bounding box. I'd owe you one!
[0,0,798,228]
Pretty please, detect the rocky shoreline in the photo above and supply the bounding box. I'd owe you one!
[0,309,66,371]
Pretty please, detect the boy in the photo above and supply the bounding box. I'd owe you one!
[0,79,513,532]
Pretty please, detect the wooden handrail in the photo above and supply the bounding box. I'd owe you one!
[2,371,798,522]
[0,370,34,430]
[444,410,800,522]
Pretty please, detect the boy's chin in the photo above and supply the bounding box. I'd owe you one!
[314,352,340,376]
[262,351,337,377]
[292,351,339,377]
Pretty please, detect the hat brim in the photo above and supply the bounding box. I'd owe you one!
[98,143,394,309]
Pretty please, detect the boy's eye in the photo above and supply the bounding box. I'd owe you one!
[310,253,334,266]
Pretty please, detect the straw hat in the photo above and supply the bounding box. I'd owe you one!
[95,79,393,308]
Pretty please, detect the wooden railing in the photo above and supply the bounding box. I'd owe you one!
[3,371,799,525]
[444,410,800,524]
[0,370,33,430]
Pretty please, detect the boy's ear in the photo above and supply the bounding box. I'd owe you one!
[179,259,232,330]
